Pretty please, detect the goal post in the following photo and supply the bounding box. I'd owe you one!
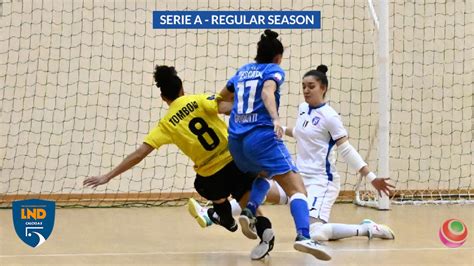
[354,0,391,210]
[376,0,391,210]
[354,0,473,207]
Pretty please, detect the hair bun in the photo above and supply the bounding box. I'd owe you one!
[154,65,177,87]
[316,64,328,74]
[263,29,279,39]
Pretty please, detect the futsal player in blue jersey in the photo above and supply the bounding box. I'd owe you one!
[219,29,331,261]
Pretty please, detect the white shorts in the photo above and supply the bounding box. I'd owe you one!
[305,181,340,223]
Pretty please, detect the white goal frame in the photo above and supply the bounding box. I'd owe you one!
[354,0,391,210]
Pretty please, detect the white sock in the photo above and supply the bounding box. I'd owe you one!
[310,223,369,241]
[230,199,242,217]
[330,223,369,240]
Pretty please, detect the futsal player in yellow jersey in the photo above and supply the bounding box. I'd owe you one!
[144,91,233,177]
[84,65,247,230]
[84,66,275,259]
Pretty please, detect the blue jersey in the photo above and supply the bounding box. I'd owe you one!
[226,63,285,136]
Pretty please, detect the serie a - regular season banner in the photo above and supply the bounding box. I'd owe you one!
[153,11,321,29]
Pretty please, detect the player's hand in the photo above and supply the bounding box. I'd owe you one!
[371,177,395,197]
[83,175,111,188]
[273,119,283,139]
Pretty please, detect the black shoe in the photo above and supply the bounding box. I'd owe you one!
[207,208,238,232]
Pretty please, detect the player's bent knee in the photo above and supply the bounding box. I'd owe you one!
[310,222,332,241]
[253,177,271,190]
[289,192,307,203]
[275,173,307,197]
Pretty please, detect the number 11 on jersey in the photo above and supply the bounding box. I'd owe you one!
[236,80,259,114]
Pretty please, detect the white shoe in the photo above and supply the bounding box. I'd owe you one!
[361,219,395,240]
[250,228,275,260]
[293,235,331,261]
[238,208,258,239]
[187,198,212,228]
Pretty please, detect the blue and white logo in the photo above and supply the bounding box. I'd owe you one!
[312,116,321,126]
[273,73,282,82]
[12,199,56,248]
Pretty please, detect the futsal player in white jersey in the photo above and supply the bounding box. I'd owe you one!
[281,64,395,241]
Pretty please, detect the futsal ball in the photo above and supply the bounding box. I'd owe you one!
[438,219,468,248]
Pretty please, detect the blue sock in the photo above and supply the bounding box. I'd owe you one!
[289,193,310,238]
[246,178,271,215]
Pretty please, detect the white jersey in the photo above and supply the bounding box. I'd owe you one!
[293,102,347,186]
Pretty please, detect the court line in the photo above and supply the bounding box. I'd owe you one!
[1,247,473,258]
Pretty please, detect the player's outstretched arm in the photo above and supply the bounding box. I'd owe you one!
[335,137,394,196]
[261,80,283,138]
[83,143,154,188]
[219,86,234,102]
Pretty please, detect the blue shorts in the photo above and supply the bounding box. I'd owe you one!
[228,127,298,178]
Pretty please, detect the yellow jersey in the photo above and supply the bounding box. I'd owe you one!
[144,94,233,176]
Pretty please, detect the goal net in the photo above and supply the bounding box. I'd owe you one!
[1,0,472,207]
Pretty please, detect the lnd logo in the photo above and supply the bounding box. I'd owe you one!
[12,199,56,248]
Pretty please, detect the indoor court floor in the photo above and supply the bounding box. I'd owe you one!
[1,204,473,265]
